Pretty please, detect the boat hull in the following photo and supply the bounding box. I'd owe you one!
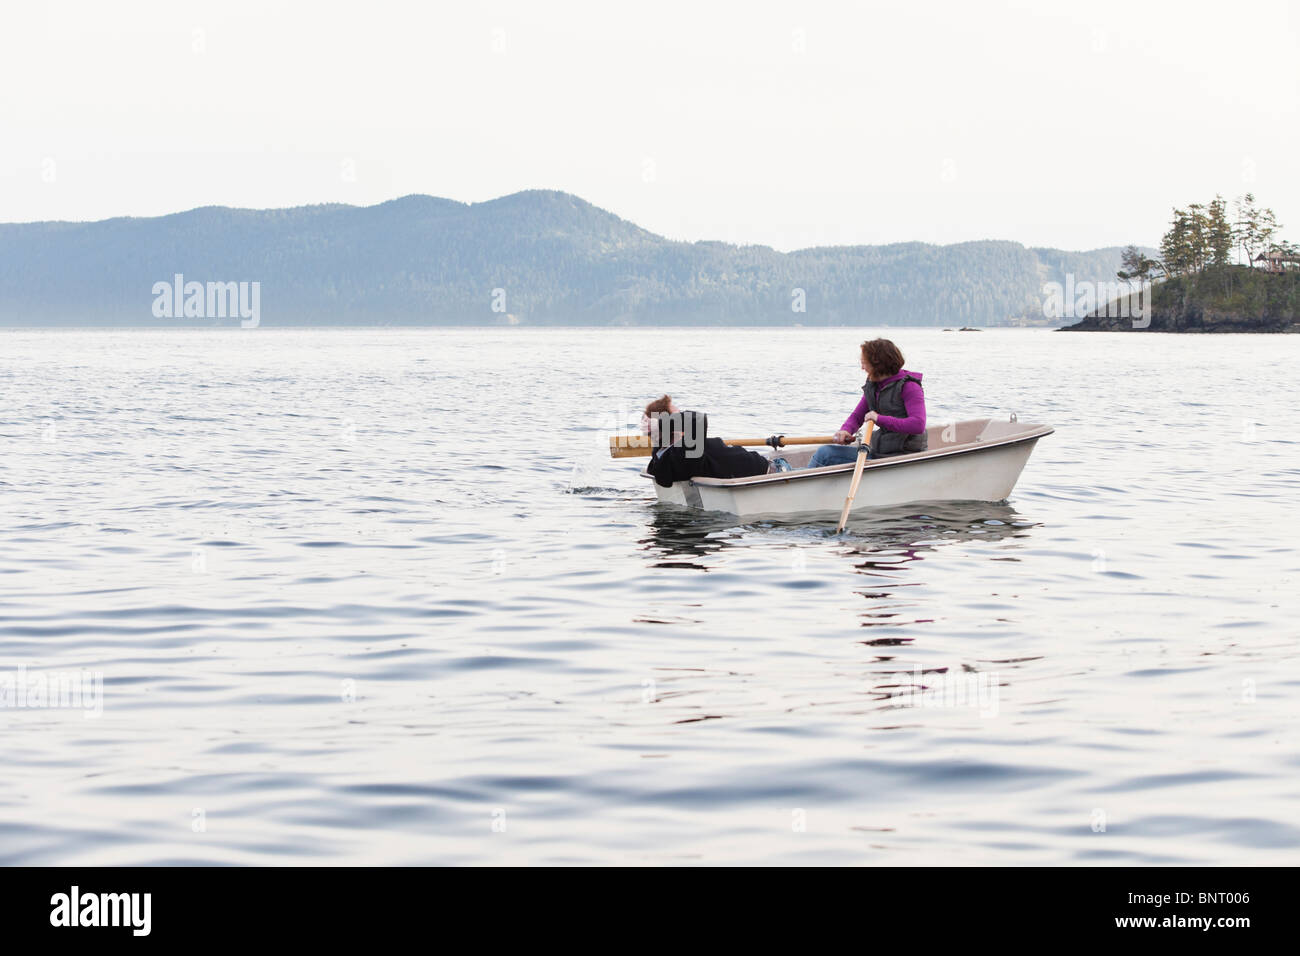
[642,418,1051,521]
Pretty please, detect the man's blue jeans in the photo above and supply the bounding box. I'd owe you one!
[807,444,871,468]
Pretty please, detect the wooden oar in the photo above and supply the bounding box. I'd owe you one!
[608,434,837,459]
[836,422,874,533]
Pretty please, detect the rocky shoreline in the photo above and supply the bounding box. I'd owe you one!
[1059,266,1299,332]
[1060,311,1300,333]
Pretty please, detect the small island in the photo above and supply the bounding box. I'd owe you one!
[1061,193,1300,332]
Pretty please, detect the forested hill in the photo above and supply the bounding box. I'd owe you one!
[0,190,1136,326]
[1060,264,1300,332]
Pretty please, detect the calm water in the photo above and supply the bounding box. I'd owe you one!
[1,327,1298,865]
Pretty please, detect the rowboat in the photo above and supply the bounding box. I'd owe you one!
[641,417,1052,521]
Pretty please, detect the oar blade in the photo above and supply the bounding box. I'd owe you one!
[835,423,874,532]
[609,435,654,458]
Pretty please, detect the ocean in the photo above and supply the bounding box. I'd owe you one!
[1,326,1297,864]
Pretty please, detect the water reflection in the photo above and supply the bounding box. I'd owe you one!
[637,501,1043,726]
[638,509,743,566]
[641,501,1036,567]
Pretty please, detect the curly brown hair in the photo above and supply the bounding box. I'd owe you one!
[644,394,673,416]
[860,338,904,377]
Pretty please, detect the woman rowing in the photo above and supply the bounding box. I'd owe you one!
[807,338,927,468]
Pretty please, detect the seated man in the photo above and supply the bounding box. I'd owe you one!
[642,395,774,488]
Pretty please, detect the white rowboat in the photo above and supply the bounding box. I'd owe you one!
[642,417,1052,521]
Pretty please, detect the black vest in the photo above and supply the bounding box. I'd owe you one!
[863,374,927,456]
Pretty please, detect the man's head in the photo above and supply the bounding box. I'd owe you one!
[642,395,706,457]
[641,394,680,437]
[644,394,679,417]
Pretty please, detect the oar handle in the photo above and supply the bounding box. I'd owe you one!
[608,434,840,459]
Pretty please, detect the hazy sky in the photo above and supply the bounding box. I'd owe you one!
[2,0,1296,251]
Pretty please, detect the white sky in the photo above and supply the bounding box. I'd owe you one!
[1,0,1296,251]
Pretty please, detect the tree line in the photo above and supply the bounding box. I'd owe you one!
[1119,193,1295,282]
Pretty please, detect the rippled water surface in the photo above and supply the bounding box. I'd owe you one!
[2,327,1298,865]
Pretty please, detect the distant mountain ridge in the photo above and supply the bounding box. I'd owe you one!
[0,190,1143,326]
